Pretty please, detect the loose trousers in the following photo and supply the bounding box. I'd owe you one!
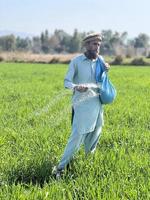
[58,125,102,170]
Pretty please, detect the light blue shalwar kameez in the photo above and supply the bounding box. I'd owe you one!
[58,54,104,170]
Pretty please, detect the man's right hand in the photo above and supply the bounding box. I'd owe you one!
[74,85,88,92]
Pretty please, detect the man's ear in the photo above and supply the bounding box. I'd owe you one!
[84,42,90,50]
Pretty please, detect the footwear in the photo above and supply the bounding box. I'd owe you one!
[91,147,96,154]
[52,166,64,180]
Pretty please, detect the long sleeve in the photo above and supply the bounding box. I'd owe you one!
[64,59,77,90]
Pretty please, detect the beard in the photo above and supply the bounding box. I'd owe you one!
[85,50,99,59]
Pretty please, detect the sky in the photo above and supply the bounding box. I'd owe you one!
[0,0,149,38]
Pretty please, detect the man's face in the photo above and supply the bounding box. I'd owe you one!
[85,40,101,59]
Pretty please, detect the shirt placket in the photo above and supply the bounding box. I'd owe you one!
[91,61,95,81]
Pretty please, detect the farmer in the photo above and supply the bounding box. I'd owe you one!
[53,33,110,178]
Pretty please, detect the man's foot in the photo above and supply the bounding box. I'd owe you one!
[52,166,64,180]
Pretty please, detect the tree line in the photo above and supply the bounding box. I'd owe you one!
[0,29,149,57]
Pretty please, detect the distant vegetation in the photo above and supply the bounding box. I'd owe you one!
[0,29,150,58]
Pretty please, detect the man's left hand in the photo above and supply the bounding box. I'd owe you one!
[105,63,110,71]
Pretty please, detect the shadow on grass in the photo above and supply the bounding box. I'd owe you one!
[4,159,78,187]
[5,160,55,187]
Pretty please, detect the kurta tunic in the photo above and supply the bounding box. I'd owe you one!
[58,54,105,170]
[64,54,104,134]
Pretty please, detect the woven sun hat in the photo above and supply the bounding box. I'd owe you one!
[83,32,102,44]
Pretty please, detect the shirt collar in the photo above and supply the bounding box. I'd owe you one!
[81,54,88,61]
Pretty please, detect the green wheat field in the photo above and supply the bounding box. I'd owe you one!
[0,63,149,200]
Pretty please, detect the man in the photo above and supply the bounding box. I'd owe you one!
[53,33,110,179]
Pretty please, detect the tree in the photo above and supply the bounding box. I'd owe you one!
[110,32,127,55]
[49,29,74,53]
[0,35,16,51]
[32,36,41,53]
[133,33,149,56]
[134,33,149,48]
[40,30,50,53]
[100,30,113,55]
[120,32,128,45]
[49,35,60,53]
[69,29,82,53]
[16,37,31,51]
[61,35,72,52]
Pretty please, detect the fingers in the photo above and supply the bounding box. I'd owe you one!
[105,63,110,71]
[75,85,88,92]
